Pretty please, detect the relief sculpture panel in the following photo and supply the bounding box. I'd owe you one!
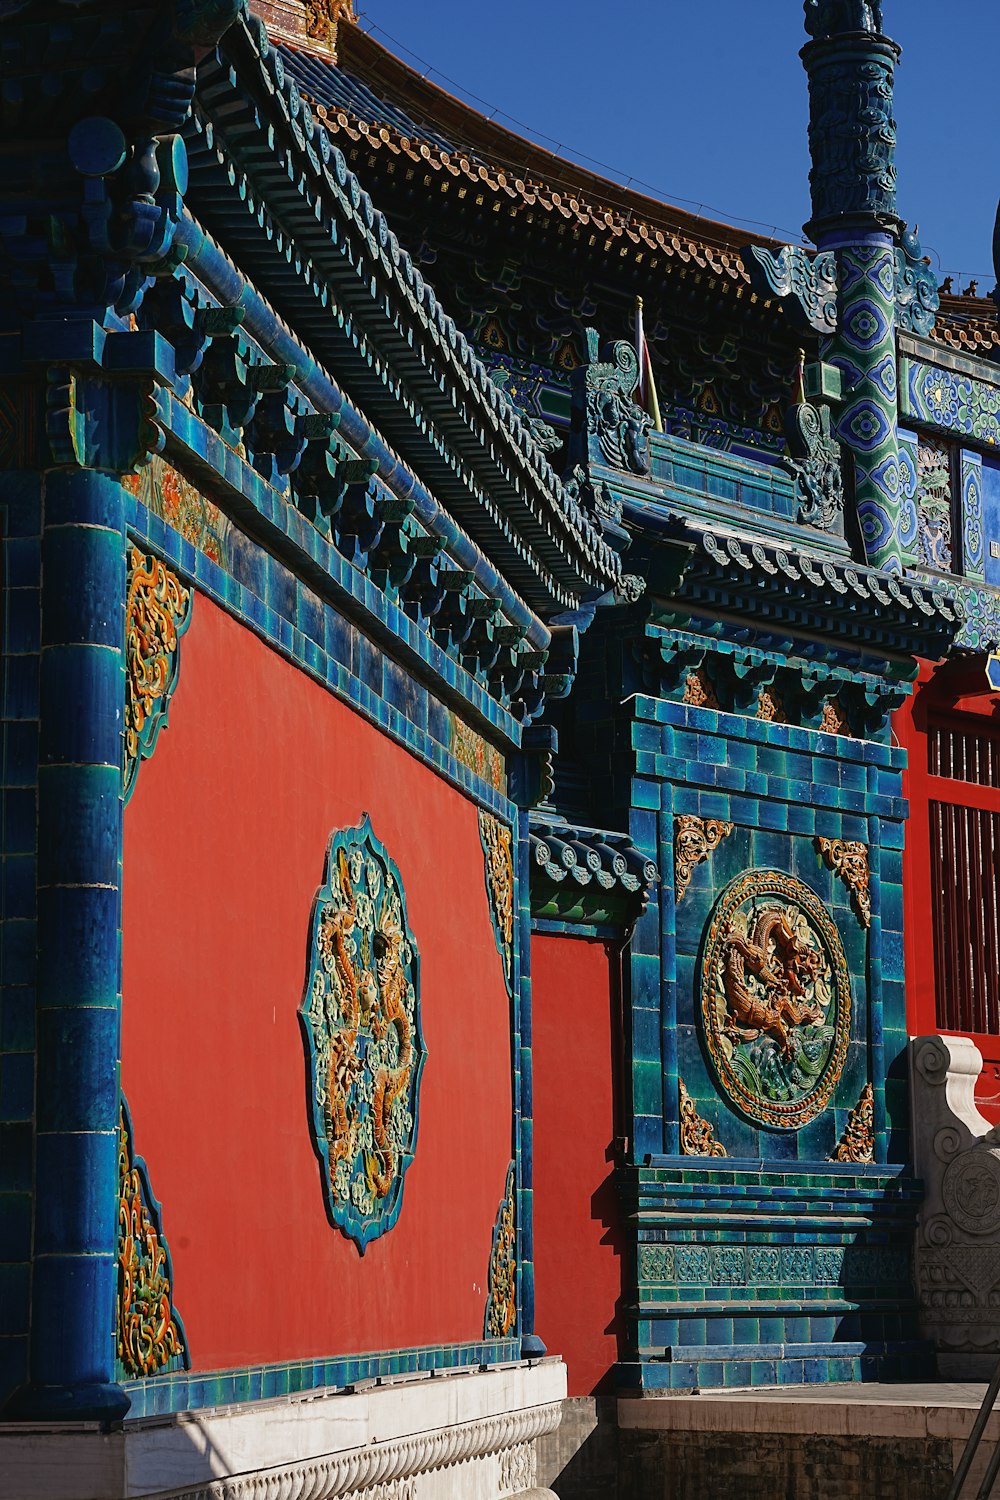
[699,870,852,1130]
[299,815,425,1251]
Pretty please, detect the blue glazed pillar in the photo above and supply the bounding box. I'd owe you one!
[9,468,128,1421]
[802,3,914,574]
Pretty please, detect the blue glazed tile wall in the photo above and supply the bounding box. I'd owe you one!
[0,472,41,1408]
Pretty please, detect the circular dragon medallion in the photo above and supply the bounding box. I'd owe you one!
[699,869,852,1131]
[943,1151,1000,1237]
[299,814,425,1252]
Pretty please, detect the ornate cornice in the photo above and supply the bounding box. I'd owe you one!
[529,817,657,933]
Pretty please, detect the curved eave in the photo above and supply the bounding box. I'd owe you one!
[186,13,623,615]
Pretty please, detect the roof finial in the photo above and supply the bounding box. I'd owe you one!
[803,0,883,39]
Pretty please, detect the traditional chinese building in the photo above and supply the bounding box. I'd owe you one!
[3,2,1000,1498]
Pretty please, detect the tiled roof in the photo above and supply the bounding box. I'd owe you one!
[283,25,784,282]
[931,293,1000,357]
[283,25,1000,362]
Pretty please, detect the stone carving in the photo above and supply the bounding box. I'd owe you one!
[679,1077,727,1157]
[575,329,651,475]
[117,1099,187,1377]
[745,244,838,335]
[299,816,424,1252]
[673,815,733,902]
[484,1161,517,1339]
[804,0,883,37]
[479,810,515,991]
[700,870,852,1130]
[166,1404,562,1500]
[500,1442,537,1495]
[124,546,192,802]
[832,1082,875,1163]
[911,1035,1000,1375]
[816,836,871,928]
[783,401,845,533]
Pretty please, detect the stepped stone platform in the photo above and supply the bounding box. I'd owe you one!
[538,1384,1000,1500]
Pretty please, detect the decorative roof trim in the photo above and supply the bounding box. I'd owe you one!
[529,816,657,933]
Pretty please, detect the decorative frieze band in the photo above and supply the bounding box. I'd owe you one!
[637,1241,909,1290]
[170,1404,563,1500]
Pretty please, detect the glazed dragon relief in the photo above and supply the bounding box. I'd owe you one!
[719,905,826,1058]
[700,870,851,1131]
[301,819,423,1249]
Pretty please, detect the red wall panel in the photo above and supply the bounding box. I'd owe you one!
[531,935,623,1396]
[122,593,513,1370]
[898,660,1000,1124]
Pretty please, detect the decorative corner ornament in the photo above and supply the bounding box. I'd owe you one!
[573,328,651,475]
[816,836,871,928]
[117,1098,188,1378]
[299,816,425,1252]
[479,810,515,992]
[783,402,845,534]
[484,1161,517,1339]
[679,1078,727,1157]
[832,1082,875,1163]
[124,546,193,803]
[744,244,838,335]
[674,815,734,903]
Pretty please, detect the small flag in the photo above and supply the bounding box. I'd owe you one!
[635,296,663,433]
[792,347,806,406]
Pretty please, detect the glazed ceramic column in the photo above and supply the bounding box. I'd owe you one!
[10,468,128,1420]
[802,1,914,574]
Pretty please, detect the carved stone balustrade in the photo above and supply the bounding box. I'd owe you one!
[911,1035,1000,1376]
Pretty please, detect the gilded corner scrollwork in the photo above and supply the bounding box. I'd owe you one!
[816,835,871,928]
[478,810,515,992]
[484,1160,517,1340]
[124,545,193,802]
[117,1098,188,1379]
[679,1078,727,1158]
[299,815,425,1252]
[832,1082,876,1164]
[674,815,734,902]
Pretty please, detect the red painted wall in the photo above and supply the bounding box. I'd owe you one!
[898,660,1000,1123]
[122,592,513,1370]
[532,935,624,1396]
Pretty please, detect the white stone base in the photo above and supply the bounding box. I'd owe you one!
[0,1359,565,1500]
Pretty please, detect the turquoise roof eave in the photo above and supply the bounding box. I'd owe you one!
[185,11,623,615]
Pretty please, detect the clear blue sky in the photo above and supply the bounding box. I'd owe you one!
[355,1,997,292]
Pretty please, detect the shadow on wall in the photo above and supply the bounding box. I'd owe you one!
[536,1395,620,1500]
